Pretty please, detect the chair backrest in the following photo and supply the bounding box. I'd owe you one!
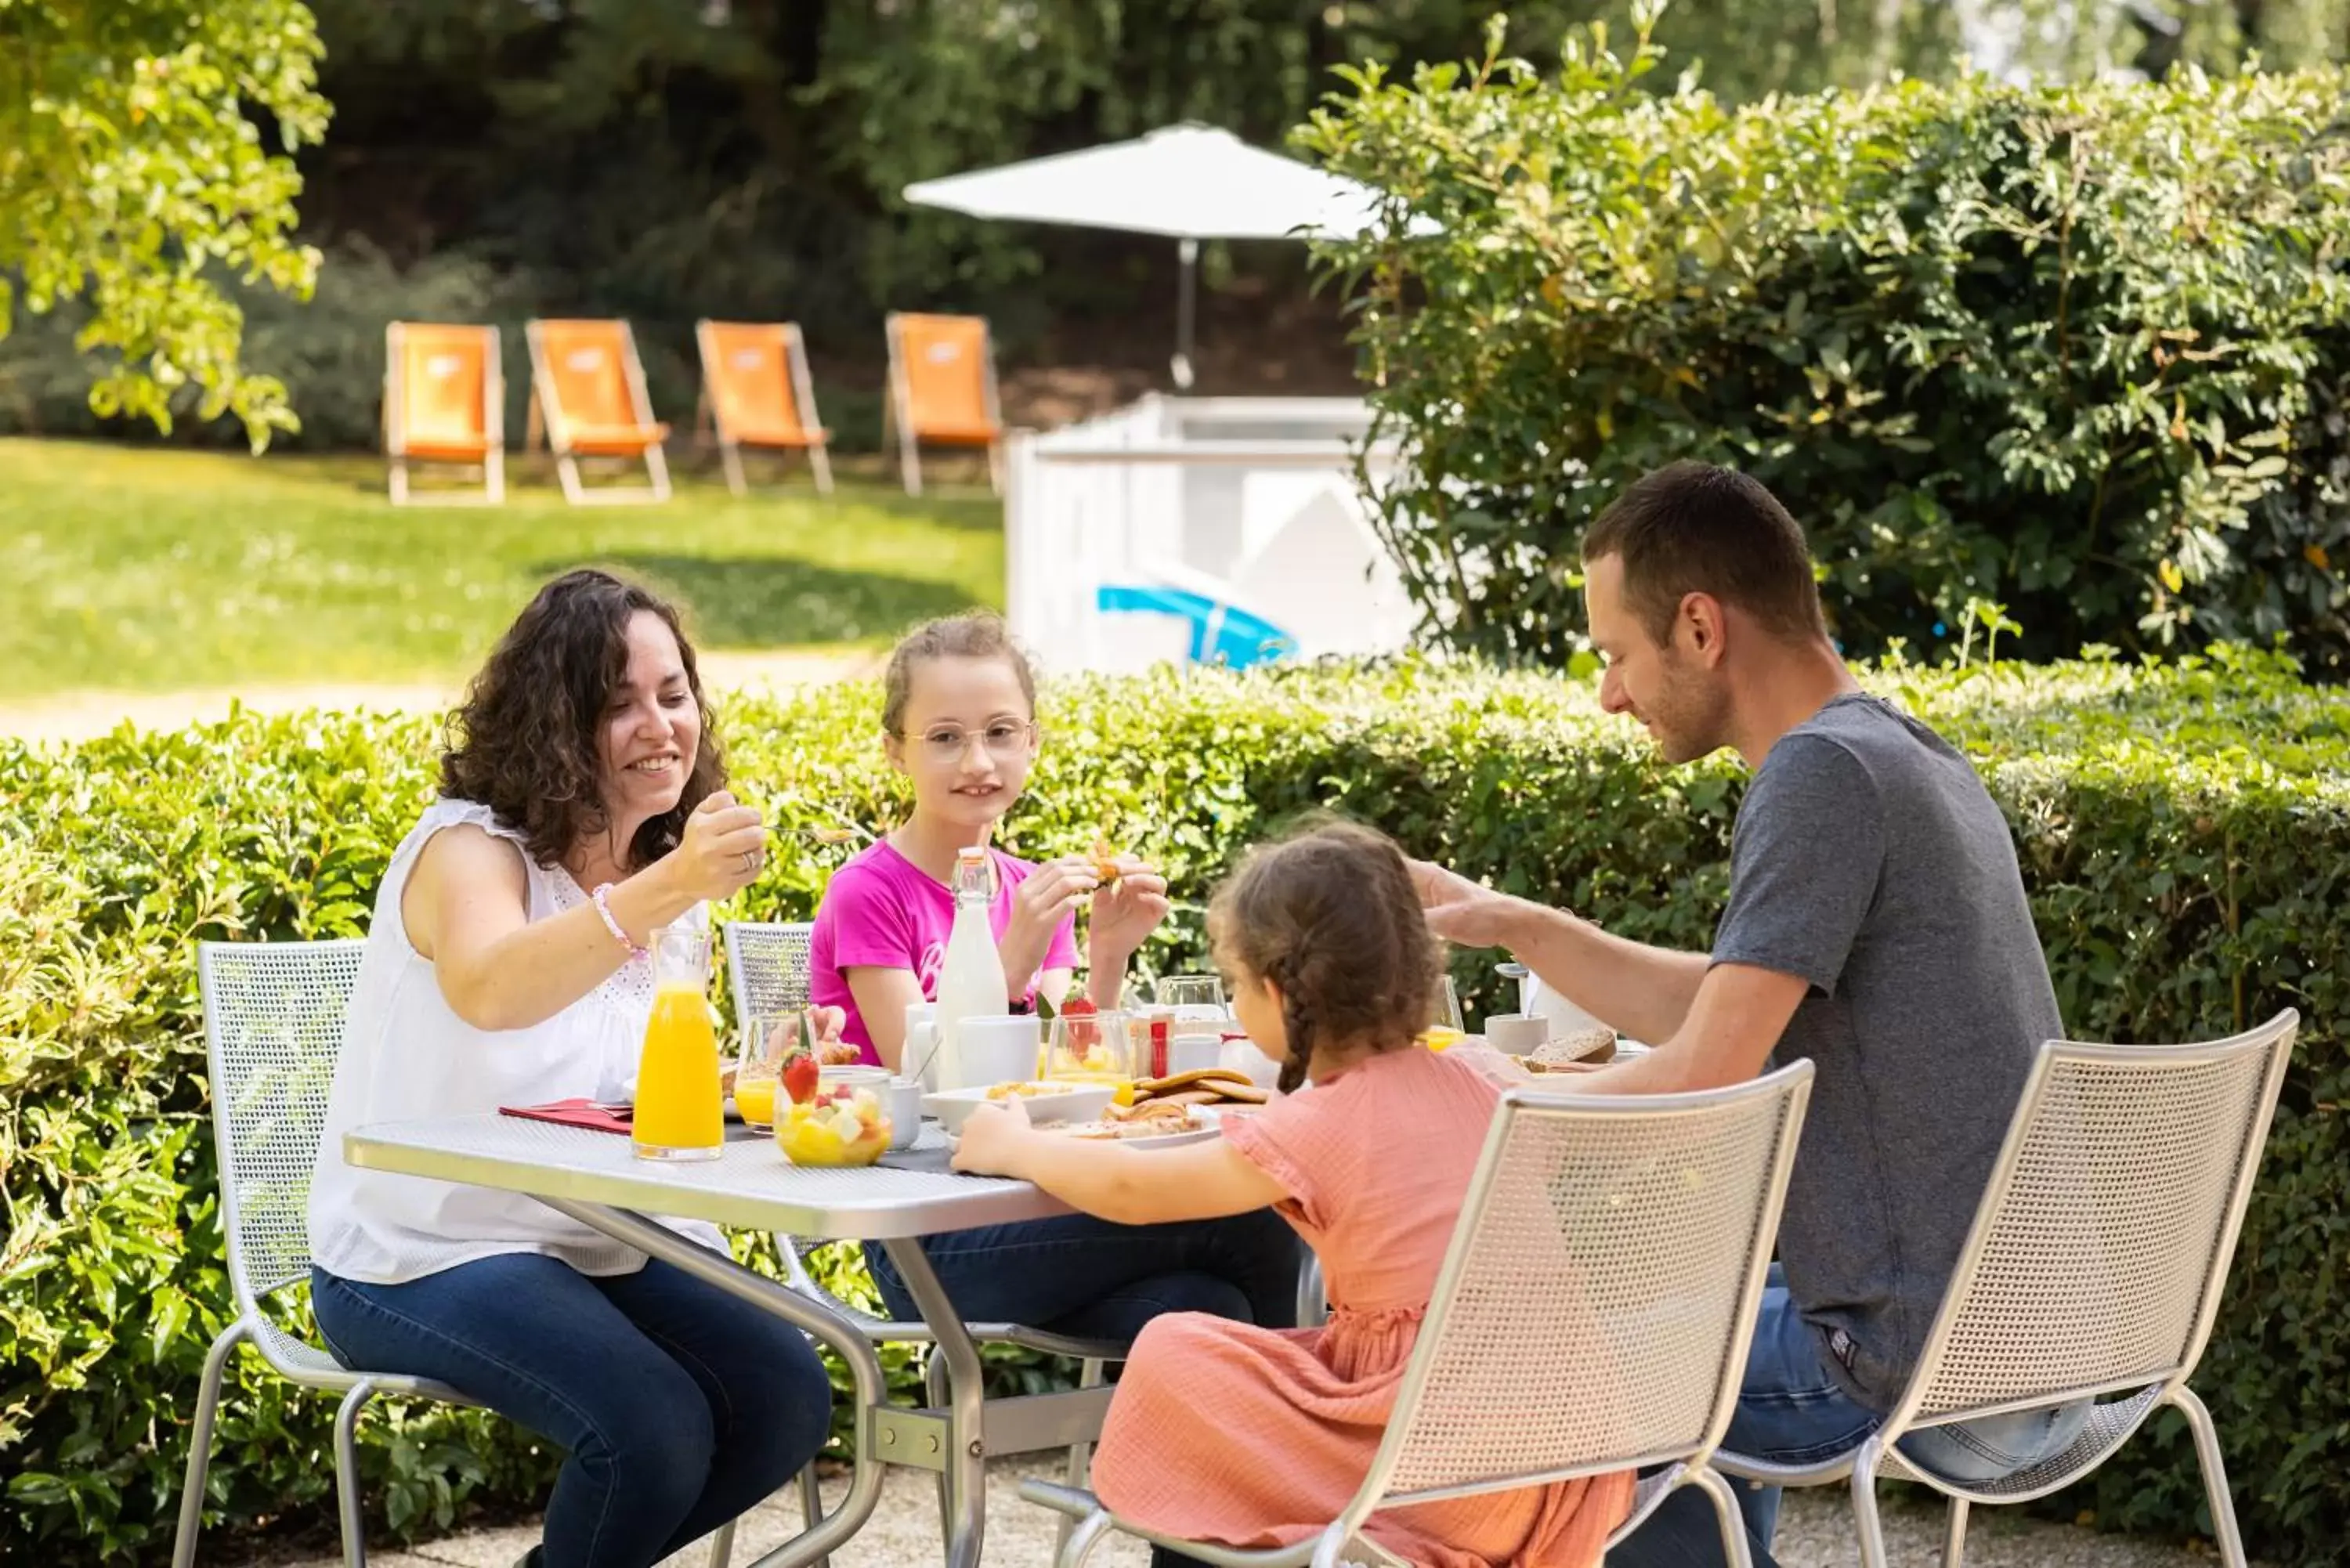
[197,940,368,1309]
[1348,1061,1813,1520]
[723,920,816,1034]
[385,323,499,457]
[889,313,999,439]
[530,318,655,436]
[698,320,818,444]
[1896,1010,2298,1427]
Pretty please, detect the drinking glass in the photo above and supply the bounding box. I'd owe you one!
[734,1008,812,1133]
[1045,1010,1144,1097]
[1422,975,1467,1049]
[1154,974,1229,1018]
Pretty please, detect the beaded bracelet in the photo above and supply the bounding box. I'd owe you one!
[591,883,647,959]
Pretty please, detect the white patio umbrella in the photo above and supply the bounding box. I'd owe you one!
[902,123,1411,389]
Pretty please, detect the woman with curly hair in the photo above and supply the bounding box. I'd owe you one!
[306,569,834,1568]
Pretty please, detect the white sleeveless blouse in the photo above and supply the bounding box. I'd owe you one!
[309,797,726,1284]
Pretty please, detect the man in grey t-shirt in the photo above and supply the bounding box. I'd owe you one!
[1413,461,2087,1548]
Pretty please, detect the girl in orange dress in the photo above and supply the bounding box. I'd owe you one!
[953,821,1636,1568]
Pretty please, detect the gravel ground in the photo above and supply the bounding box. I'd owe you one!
[237,1458,2247,1568]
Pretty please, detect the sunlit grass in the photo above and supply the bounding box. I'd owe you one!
[2,439,1003,692]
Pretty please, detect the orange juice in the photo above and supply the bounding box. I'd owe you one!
[634,982,724,1159]
[732,1074,779,1129]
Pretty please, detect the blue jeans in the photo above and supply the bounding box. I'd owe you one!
[312,1254,833,1568]
[862,1206,1304,1341]
[1724,1266,2093,1545]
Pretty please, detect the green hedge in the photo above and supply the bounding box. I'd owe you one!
[3,652,2345,1561]
[1300,25,2350,677]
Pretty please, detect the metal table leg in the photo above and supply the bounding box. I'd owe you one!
[881,1237,991,1568]
[537,1199,888,1568]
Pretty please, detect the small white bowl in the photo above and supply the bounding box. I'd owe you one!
[924,1081,1115,1133]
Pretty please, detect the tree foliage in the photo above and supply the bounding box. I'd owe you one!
[0,1,330,447]
[1300,15,2350,675]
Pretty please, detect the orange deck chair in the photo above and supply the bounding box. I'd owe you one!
[695,320,833,497]
[383,323,504,505]
[524,319,672,504]
[884,313,1005,496]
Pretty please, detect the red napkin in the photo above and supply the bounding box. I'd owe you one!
[500,1098,632,1134]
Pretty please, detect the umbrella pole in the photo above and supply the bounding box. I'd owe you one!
[1172,237,1198,391]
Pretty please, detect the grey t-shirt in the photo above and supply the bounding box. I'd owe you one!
[1712,692,2061,1412]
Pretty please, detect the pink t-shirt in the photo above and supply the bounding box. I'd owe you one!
[810,840,1080,1065]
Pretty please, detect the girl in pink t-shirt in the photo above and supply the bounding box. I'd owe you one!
[817,612,1306,1346]
[809,612,1170,1067]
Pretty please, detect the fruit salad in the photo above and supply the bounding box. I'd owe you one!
[774,1054,892,1166]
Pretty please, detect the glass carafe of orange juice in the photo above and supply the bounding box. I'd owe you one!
[633,925,725,1162]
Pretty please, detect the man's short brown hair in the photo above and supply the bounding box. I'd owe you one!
[1582,461,1828,646]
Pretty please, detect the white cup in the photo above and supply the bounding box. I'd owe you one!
[1166,1032,1224,1076]
[953,1014,1041,1090]
[903,1002,942,1089]
[884,1076,925,1148]
[1219,1035,1283,1090]
[1485,1013,1551,1056]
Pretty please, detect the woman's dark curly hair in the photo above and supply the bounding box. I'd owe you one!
[1207,818,1442,1094]
[439,569,725,870]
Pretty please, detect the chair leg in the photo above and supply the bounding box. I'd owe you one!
[1849,1443,1890,1568]
[797,1461,831,1568]
[1941,1495,1969,1568]
[809,441,834,496]
[2175,1385,2249,1568]
[172,1321,250,1568]
[704,1518,735,1568]
[1056,1357,1107,1557]
[645,442,674,503]
[389,457,410,505]
[987,439,1005,496]
[334,1380,377,1568]
[1690,1466,1756,1568]
[720,439,748,498]
[925,1349,953,1556]
[555,453,586,505]
[486,446,505,504]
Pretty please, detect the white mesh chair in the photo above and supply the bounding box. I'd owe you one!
[1024,1060,1817,1568]
[178,941,761,1568]
[717,920,1127,1559]
[1718,1010,2299,1568]
[175,939,484,1568]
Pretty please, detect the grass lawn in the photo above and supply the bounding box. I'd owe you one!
[2,437,1003,695]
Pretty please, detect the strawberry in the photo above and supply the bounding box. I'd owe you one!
[783,1052,821,1106]
[1061,996,1097,1017]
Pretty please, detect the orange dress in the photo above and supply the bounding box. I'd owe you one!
[1090,1046,1635,1567]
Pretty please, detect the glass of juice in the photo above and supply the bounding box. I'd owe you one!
[733,1009,810,1133]
[633,925,725,1162]
[1045,1010,1143,1104]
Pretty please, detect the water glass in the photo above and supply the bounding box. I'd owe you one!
[1154,974,1229,1018]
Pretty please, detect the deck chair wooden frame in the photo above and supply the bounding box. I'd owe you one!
[524,318,673,505]
[383,323,504,506]
[884,312,1006,497]
[694,320,834,497]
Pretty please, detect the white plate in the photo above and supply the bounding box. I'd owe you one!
[924,1081,1115,1133]
[1042,1105,1224,1148]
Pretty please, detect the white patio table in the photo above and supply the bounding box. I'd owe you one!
[343,1115,1109,1568]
